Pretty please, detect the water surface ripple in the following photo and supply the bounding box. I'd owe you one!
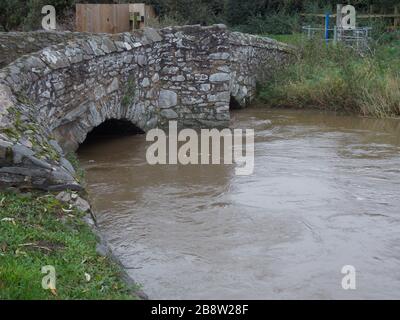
[79,109,400,299]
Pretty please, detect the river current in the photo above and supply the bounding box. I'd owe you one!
[79,108,400,299]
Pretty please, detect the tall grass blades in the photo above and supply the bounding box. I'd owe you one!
[259,34,400,118]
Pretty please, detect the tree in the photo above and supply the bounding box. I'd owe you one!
[0,0,27,31]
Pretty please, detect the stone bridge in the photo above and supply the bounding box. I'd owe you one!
[0,25,292,191]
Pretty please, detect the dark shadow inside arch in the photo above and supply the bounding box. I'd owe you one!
[79,119,145,149]
[229,96,242,110]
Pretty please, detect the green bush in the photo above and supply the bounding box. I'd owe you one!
[258,38,400,118]
[0,0,76,31]
[144,0,226,26]
[0,0,399,32]
[0,0,28,31]
[233,12,301,35]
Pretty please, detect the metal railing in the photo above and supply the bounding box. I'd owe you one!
[302,25,372,52]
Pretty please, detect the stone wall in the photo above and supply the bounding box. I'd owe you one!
[0,31,95,69]
[0,25,293,191]
[228,31,293,106]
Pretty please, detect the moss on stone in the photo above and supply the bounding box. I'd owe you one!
[36,142,61,162]
[15,92,34,106]
[121,77,136,108]
[1,127,20,141]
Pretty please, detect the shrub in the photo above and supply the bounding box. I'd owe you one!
[232,12,301,35]
[258,38,400,118]
[0,0,76,31]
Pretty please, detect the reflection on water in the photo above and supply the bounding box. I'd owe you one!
[78,108,400,299]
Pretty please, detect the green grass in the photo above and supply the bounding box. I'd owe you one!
[66,152,86,185]
[259,32,400,118]
[0,191,137,300]
[265,33,304,46]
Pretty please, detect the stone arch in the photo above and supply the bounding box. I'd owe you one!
[78,118,145,149]
[52,99,150,152]
[30,37,161,152]
[0,31,163,190]
[0,25,293,191]
[85,119,145,137]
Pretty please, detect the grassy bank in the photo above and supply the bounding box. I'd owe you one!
[0,191,136,299]
[259,33,400,118]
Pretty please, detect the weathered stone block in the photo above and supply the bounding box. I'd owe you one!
[143,28,163,43]
[207,92,230,102]
[141,78,150,87]
[158,90,178,109]
[208,52,230,60]
[12,144,35,164]
[210,73,230,83]
[136,54,147,66]
[160,109,178,119]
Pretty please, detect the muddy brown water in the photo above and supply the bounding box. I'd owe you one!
[78,108,400,299]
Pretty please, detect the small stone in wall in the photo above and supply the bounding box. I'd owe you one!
[209,73,230,83]
[60,157,75,174]
[208,52,230,60]
[207,92,230,103]
[158,90,178,109]
[136,54,147,66]
[18,137,32,149]
[141,78,150,87]
[12,144,35,164]
[161,66,179,75]
[194,74,209,82]
[94,86,106,100]
[200,84,211,92]
[143,28,163,43]
[171,75,185,82]
[49,140,63,154]
[107,78,119,94]
[160,109,178,120]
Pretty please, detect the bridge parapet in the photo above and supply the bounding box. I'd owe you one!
[0,31,97,69]
[228,31,294,107]
[0,25,293,190]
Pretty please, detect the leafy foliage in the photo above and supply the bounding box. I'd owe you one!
[259,34,400,117]
[0,0,76,31]
[0,0,398,32]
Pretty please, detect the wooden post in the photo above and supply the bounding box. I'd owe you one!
[336,4,343,28]
[336,4,343,42]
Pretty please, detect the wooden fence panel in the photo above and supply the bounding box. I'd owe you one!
[76,4,130,33]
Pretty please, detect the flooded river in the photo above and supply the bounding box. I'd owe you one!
[78,108,400,299]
